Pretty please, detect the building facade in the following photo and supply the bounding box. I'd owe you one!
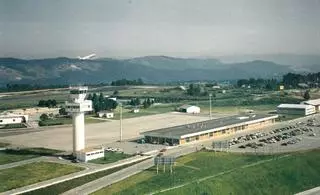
[142,114,278,145]
[0,114,28,125]
[77,147,104,162]
[277,104,316,116]
[301,99,320,113]
[178,105,200,114]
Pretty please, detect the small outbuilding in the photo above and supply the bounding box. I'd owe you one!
[131,108,140,113]
[178,105,200,114]
[301,99,320,112]
[277,104,316,116]
[97,111,114,118]
[77,147,105,162]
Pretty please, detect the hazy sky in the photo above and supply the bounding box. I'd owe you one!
[1,0,320,58]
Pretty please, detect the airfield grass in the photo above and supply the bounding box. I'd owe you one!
[93,149,320,195]
[0,147,62,165]
[39,116,106,126]
[22,159,149,195]
[0,161,83,192]
[89,152,133,164]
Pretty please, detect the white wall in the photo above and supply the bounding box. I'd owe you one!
[77,149,104,162]
[186,106,200,114]
[0,116,27,125]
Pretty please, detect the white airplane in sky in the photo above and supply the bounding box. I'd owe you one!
[77,53,96,60]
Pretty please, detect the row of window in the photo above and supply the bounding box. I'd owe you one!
[86,151,104,156]
[0,119,16,123]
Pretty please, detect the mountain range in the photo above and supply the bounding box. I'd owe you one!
[0,56,319,85]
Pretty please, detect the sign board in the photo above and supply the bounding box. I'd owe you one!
[154,156,175,165]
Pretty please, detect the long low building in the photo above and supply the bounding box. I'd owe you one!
[277,104,316,116]
[141,114,278,145]
[0,113,29,125]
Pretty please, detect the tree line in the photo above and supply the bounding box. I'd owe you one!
[0,84,68,92]
[87,93,118,113]
[236,78,278,90]
[282,72,320,88]
[38,99,57,108]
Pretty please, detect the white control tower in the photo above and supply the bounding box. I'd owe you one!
[65,86,92,157]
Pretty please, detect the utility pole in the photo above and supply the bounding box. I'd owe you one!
[209,93,212,119]
[120,103,123,142]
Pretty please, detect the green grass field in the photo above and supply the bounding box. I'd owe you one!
[0,147,61,165]
[89,152,133,164]
[0,162,83,192]
[22,159,149,195]
[39,116,106,126]
[93,150,320,195]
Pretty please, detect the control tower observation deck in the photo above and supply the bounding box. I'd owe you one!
[65,86,92,157]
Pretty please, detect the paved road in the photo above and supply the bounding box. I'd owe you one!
[62,158,154,195]
[295,186,320,195]
[62,144,199,195]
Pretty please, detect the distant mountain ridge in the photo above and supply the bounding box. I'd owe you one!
[0,56,318,85]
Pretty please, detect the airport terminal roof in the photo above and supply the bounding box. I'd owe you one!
[142,114,278,139]
[277,104,314,109]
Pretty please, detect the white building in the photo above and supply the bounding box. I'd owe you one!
[97,111,114,118]
[212,85,221,89]
[131,108,140,113]
[178,105,201,114]
[277,104,316,116]
[77,147,104,162]
[108,97,117,101]
[301,99,320,112]
[0,113,28,125]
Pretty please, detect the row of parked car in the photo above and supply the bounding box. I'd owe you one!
[235,122,317,149]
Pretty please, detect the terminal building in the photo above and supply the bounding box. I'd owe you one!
[141,114,278,145]
[277,104,316,116]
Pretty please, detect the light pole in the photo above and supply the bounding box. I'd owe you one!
[119,102,123,142]
[209,93,212,119]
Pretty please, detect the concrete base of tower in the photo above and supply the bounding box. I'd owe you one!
[72,112,85,156]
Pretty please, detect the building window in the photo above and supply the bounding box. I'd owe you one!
[209,132,213,137]
[13,119,16,122]
[196,136,199,140]
[186,138,190,142]
[0,120,2,122]
[222,130,226,134]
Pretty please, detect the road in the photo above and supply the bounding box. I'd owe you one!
[296,187,320,195]
[62,144,199,195]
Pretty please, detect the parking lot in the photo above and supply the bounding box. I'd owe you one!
[228,116,320,153]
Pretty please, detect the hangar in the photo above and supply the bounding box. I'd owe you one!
[178,105,200,114]
[141,114,278,145]
[277,104,316,116]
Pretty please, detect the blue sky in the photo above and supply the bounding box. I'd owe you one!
[1,0,320,58]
